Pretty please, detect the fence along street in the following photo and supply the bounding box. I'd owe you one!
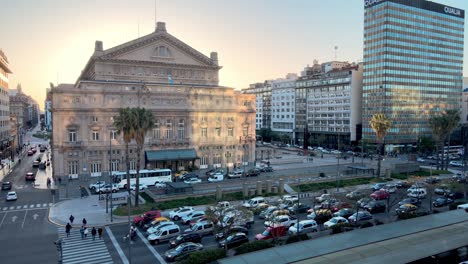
[57,227,114,264]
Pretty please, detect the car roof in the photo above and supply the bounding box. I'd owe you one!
[7,191,16,195]
[2,181,10,184]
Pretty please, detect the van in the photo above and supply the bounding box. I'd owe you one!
[147,224,180,245]
[184,221,214,237]
[242,197,266,208]
[457,203,468,210]
[208,173,224,182]
[228,170,244,179]
[408,188,427,199]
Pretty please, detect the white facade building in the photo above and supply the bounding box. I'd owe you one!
[271,74,297,141]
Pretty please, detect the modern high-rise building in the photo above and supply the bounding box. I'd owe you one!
[363,0,465,146]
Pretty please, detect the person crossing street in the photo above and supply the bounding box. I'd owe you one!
[65,223,72,238]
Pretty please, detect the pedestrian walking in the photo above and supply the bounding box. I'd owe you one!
[84,227,89,238]
[65,223,72,238]
[91,227,97,241]
[69,214,75,224]
[98,227,103,239]
[58,177,62,185]
[82,218,87,226]
[80,186,84,198]
[80,226,85,239]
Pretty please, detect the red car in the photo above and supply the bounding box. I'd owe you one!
[27,150,34,156]
[133,210,161,227]
[255,226,287,240]
[330,202,352,213]
[25,172,35,181]
[370,190,390,200]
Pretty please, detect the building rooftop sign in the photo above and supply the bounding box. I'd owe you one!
[364,0,465,18]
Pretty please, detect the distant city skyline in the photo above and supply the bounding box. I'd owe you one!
[2,0,467,109]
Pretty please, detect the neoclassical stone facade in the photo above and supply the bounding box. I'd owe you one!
[51,22,256,178]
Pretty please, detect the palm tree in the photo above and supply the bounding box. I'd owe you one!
[113,108,136,194]
[429,110,460,170]
[369,113,392,177]
[132,108,155,207]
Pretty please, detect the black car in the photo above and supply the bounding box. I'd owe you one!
[364,201,386,214]
[425,177,441,184]
[179,173,199,182]
[168,233,202,248]
[288,203,311,214]
[444,191,464,200]
[433,197,454,207]
[398,198,421,206]
[245,169,260,177]
[164,242,203,262]
[215,225,249,241]
[218,232,249,249]
[395,181,410,188]
[333,208,354,219]
[260,167,274,172]
[1,182,12,190]
[357,197,375,208]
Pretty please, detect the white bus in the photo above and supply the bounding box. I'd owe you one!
[112,169,172,189]
[443,145,464,155]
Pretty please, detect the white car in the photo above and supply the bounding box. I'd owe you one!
[324,216,349,229]
[449,161,463,167]
[264,215,296,228]
[184,178,202,184]
[169,207,194,221]
[6,191,17,201]
[288,220,318,234]
[154,182,167,188]
[416,157,425,163]
[315,194,332,203]
[145,221,175,236]
[130,183,148,191]
[89,181,106,190]
[97,184,119,193]
[181,211,206,225]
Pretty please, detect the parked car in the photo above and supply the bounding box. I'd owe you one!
[357,197,375,208]
[324,216,349,229]
[416,157,425,163]
[288,203,311,214]
[288,220,318,235]
[259,206,279,219]
[346,190,364,199]
[255,226,287,240]
[242,197,265,208]
[370,190,390,200]
[372,183,386,191]
[164,242,203,262]
[425,177,441,184]
[364,200,386,213]
[245,169,261,177]
[181,211,205,225]
[348,211,373,223]
[180,173,200,182]
[168,233,202,248]
[333,208,354,219]
[264,215,296,228]
[315,194,332,203]
[148,224,181,245]
[89,181,106,190]
[433,197,454,207]
[169,207,194,221]
[408,188,427,199]
[207,173,224,182]
[395,181,410,188]
[228,170,244,179]
[184,221,214,237]
[434,185,450,195]
[398,198,421,206]
[382,184,397,193]
[130,183,148,191]
[395,204,417,214]
[218,232,249,249]
[1,182,12,190]
[215,225,249,241]
[27,150,34,156]
[444,191,465,200]
[307,209,332,222]
[146,221,176,236]
[6,191,17,201]
[25,172,35,181]
[133,210,162,227]
[143,217,170,231]
[261,167,274,172]
[155,182,167,188]
[449,161,463,167]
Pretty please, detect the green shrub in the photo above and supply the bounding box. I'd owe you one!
[234,240,273,256]
[285,234,309,244]
[391,173,407,180]
[180,248,226,264]
[295,177,372,192]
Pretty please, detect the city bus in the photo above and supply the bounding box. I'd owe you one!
[112,169,172,189]
[443,145,464,156]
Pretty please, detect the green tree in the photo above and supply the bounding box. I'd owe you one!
[429,110,460,170]
[132,108,155,207]
[369,113,392,177]
[113,108,136,194]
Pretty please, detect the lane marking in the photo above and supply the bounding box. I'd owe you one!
[36,204,41,207]
[105,226,129,264]
[23,205,28,209]
[21,210,28,228]
[30,205,34,208]
[16,206,22,210]
[49,203,53,206]
[0,211,7,227]
[9,207,14,210]
[136,228,167,264]
[2,207,7,211]
[42,203,47,207]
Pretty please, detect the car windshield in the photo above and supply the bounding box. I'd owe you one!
[330,218,338,223]
[175,235,183,241]
[226,235,235,241]
[174,245,185,252]
[436,198,444,202]
[261,230,270,236]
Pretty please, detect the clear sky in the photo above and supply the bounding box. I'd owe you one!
[2,0,467,110]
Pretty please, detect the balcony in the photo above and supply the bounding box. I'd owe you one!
[150,138,190,146]
[62,141,83,148]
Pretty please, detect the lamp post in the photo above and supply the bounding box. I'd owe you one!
[109,129,113,222]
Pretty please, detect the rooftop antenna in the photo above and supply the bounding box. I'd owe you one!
[334,46,339,60]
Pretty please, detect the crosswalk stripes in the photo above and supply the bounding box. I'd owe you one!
[1,203,54,212]
[58,227,114,264]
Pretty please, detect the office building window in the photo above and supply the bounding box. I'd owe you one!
[68,130,76,142]
[92,131,99,141]
[90,162,101,173]
[228,128,233,137]
[201,128,207,138]
[110,130,117,140]
[68,161,78,175]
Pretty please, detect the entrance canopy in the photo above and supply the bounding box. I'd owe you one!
[145,148,197,162]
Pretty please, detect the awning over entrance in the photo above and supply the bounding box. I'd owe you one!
[145,148,197,161]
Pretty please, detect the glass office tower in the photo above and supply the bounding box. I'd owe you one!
[363,0,464,145]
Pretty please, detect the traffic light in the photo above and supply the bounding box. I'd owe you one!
[54,239,62,251]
